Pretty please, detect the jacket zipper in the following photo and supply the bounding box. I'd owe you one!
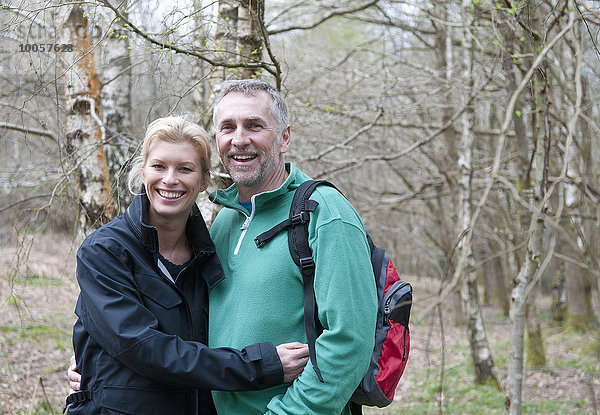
[233,196,256,255]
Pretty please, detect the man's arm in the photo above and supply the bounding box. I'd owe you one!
[265,217,378,414]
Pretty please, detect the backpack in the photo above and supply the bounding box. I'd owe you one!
[254,180,412,414]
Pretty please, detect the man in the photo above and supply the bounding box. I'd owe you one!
[69,79,377,414]
[207,79,377,414]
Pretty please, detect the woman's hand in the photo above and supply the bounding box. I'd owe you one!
[275,342,309,383]
[68,355,81,393]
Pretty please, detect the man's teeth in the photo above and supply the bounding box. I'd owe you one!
[158,190,183,199]
[233,155,255,160]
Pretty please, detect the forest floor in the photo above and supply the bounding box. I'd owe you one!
[0,231,598,414]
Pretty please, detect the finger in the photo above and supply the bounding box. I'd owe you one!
[294,346,310,358]
[283,341,306,349]
[68,371,81,382]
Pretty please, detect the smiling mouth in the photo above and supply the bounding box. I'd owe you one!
[232,154,257,162]
[157,190,185,199]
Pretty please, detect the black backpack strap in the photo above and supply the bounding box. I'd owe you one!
[289,180,327,383]
[254,179,339,383]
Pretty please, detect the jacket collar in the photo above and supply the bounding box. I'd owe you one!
[209,162,311,211]
[125,188,223,288]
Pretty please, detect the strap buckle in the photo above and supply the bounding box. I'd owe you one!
[291,211,310,226]
[299,256,315,273]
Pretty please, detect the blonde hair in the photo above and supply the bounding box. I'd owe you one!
[127,116,211,194]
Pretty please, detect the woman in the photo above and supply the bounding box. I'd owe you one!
[66,117,308,414]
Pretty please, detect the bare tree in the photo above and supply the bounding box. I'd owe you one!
[96,0,135,213]
[458,0,499,387]
[59,3,114,233]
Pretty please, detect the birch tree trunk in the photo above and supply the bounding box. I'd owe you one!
[201,0,267,225]
[432,6,465,326]
[505,0,579,411]
[98,1,134,213]
[209,0,265,89]
[190,0,219,224]
[505,61,548,412]
[458,0,499,387]
[59,3,114,233]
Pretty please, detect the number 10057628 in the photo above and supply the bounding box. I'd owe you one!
[19,44,74,52]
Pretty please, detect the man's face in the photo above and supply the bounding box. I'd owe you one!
[214,91,289,193]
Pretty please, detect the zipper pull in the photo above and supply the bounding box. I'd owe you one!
[241,215,251,230]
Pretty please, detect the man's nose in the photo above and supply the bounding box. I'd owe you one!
[231,127,251,147]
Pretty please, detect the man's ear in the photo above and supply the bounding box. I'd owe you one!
[279,125,291,154]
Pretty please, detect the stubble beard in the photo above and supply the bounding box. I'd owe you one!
[225,135,282,189]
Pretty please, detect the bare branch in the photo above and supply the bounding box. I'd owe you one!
[268,0,380,35]
[98,0,278,77]
[417,11,577,322]
[300,107,384,162]
[0,122,57,142]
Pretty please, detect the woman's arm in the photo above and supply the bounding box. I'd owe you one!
[75,237,306,391]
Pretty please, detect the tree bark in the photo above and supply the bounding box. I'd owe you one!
[98,1,134,213]
[506,2,550,412]
[525,280,546,367]
[459,0,499,387]
[200,0,268,225]
[59,3,114,233]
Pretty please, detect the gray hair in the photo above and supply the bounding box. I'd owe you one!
[212,79,289,134]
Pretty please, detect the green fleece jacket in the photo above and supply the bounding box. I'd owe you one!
[208,163,377,415]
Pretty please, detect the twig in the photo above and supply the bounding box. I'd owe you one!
[437,304,446,415]
[301,108,384,163]
[0,122,57,142]
[588,373,598,415]
[268,1,380,35]
[98,0,277,77]
[39,377,56,415]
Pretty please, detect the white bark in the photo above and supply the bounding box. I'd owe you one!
[507,1,577,412]
[97,1,134,213]
[459,0,498,386]
[200,0,266,226]
[59,3,114,233]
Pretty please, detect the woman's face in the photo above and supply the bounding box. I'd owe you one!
[142,139,208,224]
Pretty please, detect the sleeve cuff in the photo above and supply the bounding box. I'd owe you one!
[243,342,284,387]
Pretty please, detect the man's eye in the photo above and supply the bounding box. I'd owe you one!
[180,167,193,172]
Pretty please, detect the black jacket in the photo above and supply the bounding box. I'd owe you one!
[68,193,283,415]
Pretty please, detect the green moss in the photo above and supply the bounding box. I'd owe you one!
[566,312,593,332]
[526,332,546,367]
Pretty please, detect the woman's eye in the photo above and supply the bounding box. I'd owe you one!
[151,164,164,169]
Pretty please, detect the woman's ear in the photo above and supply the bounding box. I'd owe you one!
[200,170,211,193]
